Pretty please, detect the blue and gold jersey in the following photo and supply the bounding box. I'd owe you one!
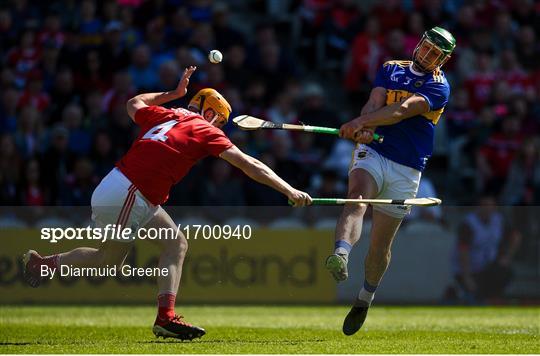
[367,60,450,171]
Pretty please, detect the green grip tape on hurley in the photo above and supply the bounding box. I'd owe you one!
[308,126,384,143]
[288,198,339,206]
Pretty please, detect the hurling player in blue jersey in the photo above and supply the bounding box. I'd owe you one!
[326,27,456,335]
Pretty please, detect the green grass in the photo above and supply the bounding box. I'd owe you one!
[0,305,538,353]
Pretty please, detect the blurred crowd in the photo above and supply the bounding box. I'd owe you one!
[0,0,539,207]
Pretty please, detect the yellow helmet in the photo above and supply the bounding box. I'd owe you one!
[188,88,232,123]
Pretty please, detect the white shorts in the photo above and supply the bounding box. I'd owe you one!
[349,144,421,218]
[91,168,160,242]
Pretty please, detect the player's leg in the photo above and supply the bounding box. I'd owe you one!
[23,242,131,287]
[342,159,420,336]
[342,210,402,335]
[144,207,205,340]
[23,168,136,287]
[326,145,382,282]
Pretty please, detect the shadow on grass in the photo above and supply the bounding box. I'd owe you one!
[0,342,35,346]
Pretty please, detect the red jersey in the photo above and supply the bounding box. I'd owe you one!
[116,105,234,205]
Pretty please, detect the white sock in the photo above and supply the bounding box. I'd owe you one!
[334,247,349,257]
[358,287,375,305]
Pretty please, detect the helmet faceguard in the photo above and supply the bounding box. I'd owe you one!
[413,27,456,73]
[188,88,232,126]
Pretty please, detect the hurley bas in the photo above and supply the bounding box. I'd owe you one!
[40,265,169,279]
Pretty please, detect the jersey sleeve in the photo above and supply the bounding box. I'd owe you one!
[134,105,173,127]
[415,80,450,111]
[195,124,234,156]
[373,63,391,88]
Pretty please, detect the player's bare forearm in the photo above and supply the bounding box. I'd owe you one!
[340,94,429,140]
[359,94,429,127]
[126,66,196,120]
[130,91,182,107]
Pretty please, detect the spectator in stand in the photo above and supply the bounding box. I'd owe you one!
[0,8,17,53]
[14,106,44,159]
[266,92,297,126]
[40,125,75,204]
[372,0,406,31]
[145,17,173,66]
[90,131,116,179]
[497,49,534,98]
[491,11,516,53]
[62,104,91,156]
[129,44,158,91]
[84,91,107,130]
[445,88,476,139]
[321,0,361,62]
[59,157,97,206]
[17,70,50,113]
[271,133,310,190]
[477,116,524,195]
[244,152,284,206]
[212,2,245,49]
[450,194,522,303]
[0,134,21,204]
[0,87,20,134]
[100,21,130,76]
[37,12,64,49]
[7,28,41,89]
[119,6,142,50]
[199,159,245,206]
[297,83,336,155]
[75,49,110,95]
[41,41,61,92]
[464,51,496,112]
[102,71,135,115]
[20,158,48,206]
[188,22,215,64]
[165,7,193,48]
[49,68,79,124]
[77,0,103,48]
[500,138,540,205]
[102,0,120,23]
[515,26,539,72]
[344,17,383,103]
[417,0,450,30]
[223,44,252,91]
[403,12,425,55]
[192,63,227,94]
[381,29,407,62]
[249,23,297,96]
[451,5,477,47]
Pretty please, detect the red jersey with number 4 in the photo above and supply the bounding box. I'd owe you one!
[116,105,234,205]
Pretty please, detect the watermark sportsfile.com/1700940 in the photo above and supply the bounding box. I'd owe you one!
[40,224,252,244]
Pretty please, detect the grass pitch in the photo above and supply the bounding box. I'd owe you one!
[0,305,538,354]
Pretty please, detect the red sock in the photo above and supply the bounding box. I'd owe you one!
[157,293,176,323]
[42,255,59,269]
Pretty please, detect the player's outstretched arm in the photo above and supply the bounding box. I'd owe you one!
[340,94,429,140]
[126,66,197,120]
[219,146,312,207]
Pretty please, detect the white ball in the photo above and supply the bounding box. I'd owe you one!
[208,50,223,64]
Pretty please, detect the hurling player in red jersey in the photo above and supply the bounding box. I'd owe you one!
[22,66,312,340]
